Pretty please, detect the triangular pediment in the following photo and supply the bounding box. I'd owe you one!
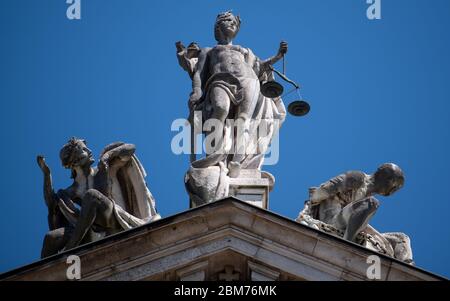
[1,198,444,281]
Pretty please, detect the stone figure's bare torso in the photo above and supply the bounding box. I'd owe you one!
[208,45,257,79]
[72,167,95,201]
[68,160,128,211]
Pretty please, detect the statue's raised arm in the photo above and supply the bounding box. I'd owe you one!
[37,155,56,210]
[176,41,201,80]
[259,41,288,75]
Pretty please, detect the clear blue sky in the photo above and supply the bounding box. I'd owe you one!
[0,0,449,278]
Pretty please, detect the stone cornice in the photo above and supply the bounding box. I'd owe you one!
[1,198,446,281]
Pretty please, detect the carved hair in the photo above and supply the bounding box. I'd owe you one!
[214,11,241,42]
[59,137,88,169]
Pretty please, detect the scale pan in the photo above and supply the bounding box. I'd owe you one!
[288,100,310,117]
[261,81,284,98]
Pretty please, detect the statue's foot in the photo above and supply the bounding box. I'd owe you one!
[228,161,241,178]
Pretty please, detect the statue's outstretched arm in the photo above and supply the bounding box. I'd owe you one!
[309,171,365,205]
[260,41,288,74]
[101,141,125,156]
[37,155,72,230]
[36,155,57,209]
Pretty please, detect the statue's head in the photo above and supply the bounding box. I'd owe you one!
[214,11,241,43]
[373,163,405,196]
[60,137,94,169]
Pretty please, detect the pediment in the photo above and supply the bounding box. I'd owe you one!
[1,198,443,281]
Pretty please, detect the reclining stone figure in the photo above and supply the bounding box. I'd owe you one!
[37,138,160,257]
[296,163,414,264]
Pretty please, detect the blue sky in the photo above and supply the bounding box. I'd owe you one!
[0,0,449,278]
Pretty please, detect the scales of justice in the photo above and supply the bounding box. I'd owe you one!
[176,11,310,209]
[260,54,310,118]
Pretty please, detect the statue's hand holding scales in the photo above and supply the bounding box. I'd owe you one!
[277,41,288,59]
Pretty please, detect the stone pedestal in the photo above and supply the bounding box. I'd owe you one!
[228,169,273,209]
[186,166,274,209]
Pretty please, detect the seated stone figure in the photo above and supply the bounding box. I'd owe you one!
[37,138,160,258]
[296,163,414,264]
